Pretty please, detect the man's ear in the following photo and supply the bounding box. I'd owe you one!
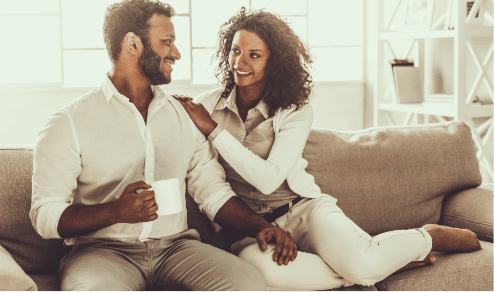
[123,32,142,56]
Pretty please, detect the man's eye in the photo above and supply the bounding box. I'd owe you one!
[163,40,171,45]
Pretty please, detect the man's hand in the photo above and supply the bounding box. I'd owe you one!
[173,95,218,136]
[112,181,158,224]
[256,226,298,266]
[58,180,158,238]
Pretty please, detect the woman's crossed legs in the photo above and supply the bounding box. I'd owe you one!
[233,196,480,290]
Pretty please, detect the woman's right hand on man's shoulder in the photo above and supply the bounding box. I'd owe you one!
[173,94,218,136]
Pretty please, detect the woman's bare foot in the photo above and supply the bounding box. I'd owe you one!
[396,253,436,273]
[423,224,481,252]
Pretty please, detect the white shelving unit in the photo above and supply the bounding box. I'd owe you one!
[374,0,494,181]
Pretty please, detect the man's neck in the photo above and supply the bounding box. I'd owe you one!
[109,68,153,122]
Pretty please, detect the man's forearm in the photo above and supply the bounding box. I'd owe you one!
[214,196,272,237]
[57,203,117,239]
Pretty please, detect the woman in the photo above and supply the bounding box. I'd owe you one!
[175,8,481,290]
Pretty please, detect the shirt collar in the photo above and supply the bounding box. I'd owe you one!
[215,86,270,119]
[215,86,235,111]
[102,73,123,103]
[255,99,270,119]
[102,73,168,104]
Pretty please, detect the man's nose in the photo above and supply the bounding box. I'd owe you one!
[171,43,181,61]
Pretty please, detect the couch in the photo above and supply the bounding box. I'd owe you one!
[1,120,492,291]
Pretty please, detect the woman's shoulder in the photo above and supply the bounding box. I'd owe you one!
[276,102,314,120]
[272,102,313,133]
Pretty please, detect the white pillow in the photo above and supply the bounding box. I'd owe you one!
[0,245,37,291]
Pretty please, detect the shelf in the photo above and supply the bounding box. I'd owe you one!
[379,26,492,40]
[378,102,455,117]
[378,102,494,118]
[379,30,455,40]
[375,1,493,180]
[466,104,494,118]
[467,26,494,38]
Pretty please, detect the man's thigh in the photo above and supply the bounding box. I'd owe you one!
[153,238,266,291]
[59,240,146,291]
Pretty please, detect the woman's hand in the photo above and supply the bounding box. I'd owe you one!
[173,94,218,136]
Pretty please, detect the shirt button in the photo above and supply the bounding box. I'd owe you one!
[246,121,251,126]
[238,135,243,140]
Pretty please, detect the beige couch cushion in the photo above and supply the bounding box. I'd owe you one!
[0,148,66,275]
[303,121,481,235]
[375,241,493,291]
[441,188,493,242]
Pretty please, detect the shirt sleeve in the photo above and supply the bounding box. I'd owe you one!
[186,126,236,222]
[30,110,81,239]
[211,104,314,195]
[207,124,224,142]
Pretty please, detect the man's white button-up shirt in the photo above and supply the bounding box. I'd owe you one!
[30,75,236,245]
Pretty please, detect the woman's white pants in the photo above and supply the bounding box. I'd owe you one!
[231,196,433,290]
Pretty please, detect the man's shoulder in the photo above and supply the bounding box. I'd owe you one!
[59,87,105,114]
[194,87,224,113]
[194,87,223,103]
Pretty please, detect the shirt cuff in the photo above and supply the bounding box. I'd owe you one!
[33,202,70,239]
[207,124,224,142]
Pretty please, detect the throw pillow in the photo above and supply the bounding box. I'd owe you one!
[303,121,481,235]
[0,245,37,291]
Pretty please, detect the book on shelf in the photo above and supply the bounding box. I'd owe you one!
[391,61,423,103]
[387,63,398,103]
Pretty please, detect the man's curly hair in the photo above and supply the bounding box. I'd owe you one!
[215,7,313,117]
[103,0,175,64]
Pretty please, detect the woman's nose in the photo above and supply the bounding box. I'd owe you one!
[235,53,246,68]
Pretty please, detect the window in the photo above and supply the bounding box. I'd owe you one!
[0,0,363,88]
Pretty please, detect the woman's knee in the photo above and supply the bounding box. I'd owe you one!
[227,260,267,291]
[237,243,282,285]
[334,257,385,286]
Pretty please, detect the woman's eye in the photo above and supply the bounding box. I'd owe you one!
[231,48,239,53]
[251,53,259,58]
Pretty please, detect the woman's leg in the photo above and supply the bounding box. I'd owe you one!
[286,196,433,286]
[287,196,480,286]
[232,237,354,291]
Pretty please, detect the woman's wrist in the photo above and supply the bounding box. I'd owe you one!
[207,123,222,141]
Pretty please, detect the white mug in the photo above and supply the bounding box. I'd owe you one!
[149,178,183,216]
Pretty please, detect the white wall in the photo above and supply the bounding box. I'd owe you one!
[365,0,378,128]
[0,82,364,145]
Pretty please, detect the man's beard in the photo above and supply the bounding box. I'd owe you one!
[139,42,170,85]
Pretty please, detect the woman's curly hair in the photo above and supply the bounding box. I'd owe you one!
[214,7,313,117]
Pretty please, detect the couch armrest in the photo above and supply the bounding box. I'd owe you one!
[0,245,37,291]
[440,188,493,242]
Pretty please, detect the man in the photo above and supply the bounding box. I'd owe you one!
[30,0,297,290]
